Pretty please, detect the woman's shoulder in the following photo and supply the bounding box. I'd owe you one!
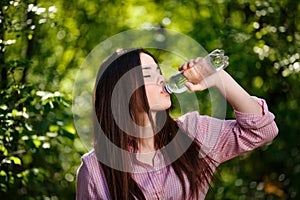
[174,111,205,138]
[80,149,100,167]
[175,111,200,123]
[82,149,96,159]
[77,150,111,199]
[78,149,106,181]
[175,111,210,128]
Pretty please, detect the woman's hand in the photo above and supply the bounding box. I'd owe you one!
[178,56,219,91]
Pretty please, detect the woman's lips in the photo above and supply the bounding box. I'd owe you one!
[161,87,170,96]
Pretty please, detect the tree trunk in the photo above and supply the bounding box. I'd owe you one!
[21,0,37,84]
[0,1,7,89]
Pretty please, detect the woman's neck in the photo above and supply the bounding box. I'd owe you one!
[136,111,156,153]
[136,136,156,166]
[135,111,157,166]
[138,136,155,153]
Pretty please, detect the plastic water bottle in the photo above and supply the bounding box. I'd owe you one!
[164,49,229,94]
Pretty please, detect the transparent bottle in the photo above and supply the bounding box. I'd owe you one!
[164,49,229,94]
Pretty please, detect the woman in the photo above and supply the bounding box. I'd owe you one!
[76,48,278,200]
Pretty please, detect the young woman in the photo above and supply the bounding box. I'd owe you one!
[76,48,278,200]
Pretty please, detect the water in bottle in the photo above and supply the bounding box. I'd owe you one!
[164,49,229,94]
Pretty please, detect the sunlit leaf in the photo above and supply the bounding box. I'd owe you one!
[8,156,22,165]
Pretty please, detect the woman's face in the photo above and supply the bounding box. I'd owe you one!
[140,52,171,111]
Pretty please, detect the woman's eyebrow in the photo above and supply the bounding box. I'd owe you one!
[142,65,159,70]
[142,66,152,69]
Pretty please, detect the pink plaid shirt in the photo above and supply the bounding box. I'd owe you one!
[76,98,278,200]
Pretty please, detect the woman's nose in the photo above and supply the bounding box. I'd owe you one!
[157,75,166,86]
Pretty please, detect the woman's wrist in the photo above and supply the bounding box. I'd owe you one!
[213,70,228,89]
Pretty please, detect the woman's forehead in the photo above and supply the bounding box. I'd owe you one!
[140,52,157,67]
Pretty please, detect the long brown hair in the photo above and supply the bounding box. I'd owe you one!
[94,48,216,200]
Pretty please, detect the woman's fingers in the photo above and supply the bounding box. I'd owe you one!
[183,67,203,84]
[178,58,198,71]
[185,82,207,92]
[185,70,220,91]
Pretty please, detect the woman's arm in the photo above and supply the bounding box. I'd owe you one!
[176,97,278,164]
[180,55,262,114]
[185,69,262,114]
[177,57,278,163]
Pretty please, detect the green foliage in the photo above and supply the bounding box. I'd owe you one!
[0,1,84,199]
[0,0,299,199]
[0,85,79,199]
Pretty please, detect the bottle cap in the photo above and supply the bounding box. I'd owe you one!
[164,84,173,94]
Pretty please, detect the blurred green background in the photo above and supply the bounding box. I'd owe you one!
[0,0,299,199]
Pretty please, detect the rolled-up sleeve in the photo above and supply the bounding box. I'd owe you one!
[177,97,279,164]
